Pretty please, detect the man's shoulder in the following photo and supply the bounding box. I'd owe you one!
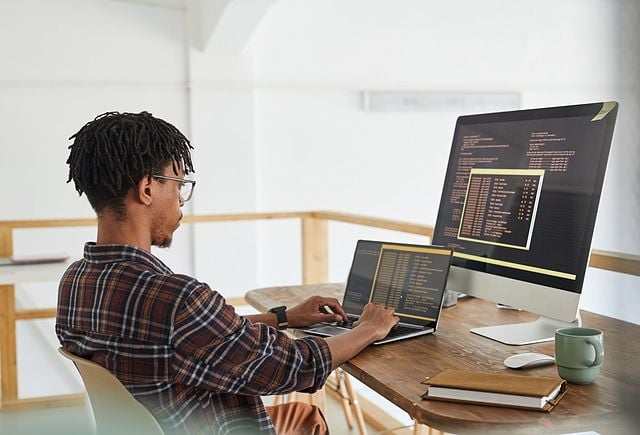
[115,261,208,296]
[156,271,207,294]
[62,257,209,298]
[57,258,218,337]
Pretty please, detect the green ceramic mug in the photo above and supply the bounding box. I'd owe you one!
[555,327,604,385]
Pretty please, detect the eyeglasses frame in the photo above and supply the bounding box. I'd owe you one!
[152,174,196,202]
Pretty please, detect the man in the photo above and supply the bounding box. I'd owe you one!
[57,111,399,434]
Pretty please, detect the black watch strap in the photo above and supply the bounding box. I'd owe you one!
[268,305,288,330]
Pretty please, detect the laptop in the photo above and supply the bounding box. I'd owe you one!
[302,240,453,345]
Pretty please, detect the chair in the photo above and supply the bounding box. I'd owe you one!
[58,347,164,435]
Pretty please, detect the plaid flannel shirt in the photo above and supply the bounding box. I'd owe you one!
[56,243,332,434]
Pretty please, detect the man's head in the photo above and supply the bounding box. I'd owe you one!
[66,111,195,219]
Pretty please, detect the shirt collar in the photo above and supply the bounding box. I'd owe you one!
[83,242,173,274]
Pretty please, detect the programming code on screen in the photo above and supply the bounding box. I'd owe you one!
[433,103,617,292]
[343,242,451,324]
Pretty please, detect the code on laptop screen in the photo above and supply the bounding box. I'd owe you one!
[342,241,452,326]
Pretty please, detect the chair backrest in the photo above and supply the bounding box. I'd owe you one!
[58,347,164,435]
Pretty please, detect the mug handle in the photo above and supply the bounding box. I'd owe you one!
[586,337,604,367]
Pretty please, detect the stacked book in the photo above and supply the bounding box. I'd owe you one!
[421,369,566,412]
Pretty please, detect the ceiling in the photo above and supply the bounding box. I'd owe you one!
[110,0,279,52]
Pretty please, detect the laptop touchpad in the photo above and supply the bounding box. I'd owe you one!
[309,325,351,336]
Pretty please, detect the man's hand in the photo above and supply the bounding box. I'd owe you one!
[354,303,400,341]
[323,303,400,369]
[286,296,348,328]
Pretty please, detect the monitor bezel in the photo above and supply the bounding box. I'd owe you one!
[432,101,618,295]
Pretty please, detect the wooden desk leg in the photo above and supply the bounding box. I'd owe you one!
[341,369,367,435]
[335,369,354,429]
[413,421,444,435]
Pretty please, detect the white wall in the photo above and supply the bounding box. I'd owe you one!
[0,0,192,271]
[188,86,260,297]
[186,37,260,296]
[0,0,191,398]
[249,0,640,323]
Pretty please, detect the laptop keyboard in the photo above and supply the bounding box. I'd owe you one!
[336,316,357,329]
[386,324,423,338]
[337,316,422,338]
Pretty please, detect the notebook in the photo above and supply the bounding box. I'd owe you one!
[303,240,453,345]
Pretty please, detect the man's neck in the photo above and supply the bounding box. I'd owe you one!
[96,214,152,252]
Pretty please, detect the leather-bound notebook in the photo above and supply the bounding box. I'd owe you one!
[421,369,566,412]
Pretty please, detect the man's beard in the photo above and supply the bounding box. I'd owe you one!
[152,214,180,248]
[152,232,173,248]
[156,237,172,248]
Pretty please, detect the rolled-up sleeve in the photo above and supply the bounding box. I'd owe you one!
[170,284,332,396]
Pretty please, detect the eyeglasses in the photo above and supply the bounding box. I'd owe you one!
[152,175,196,202]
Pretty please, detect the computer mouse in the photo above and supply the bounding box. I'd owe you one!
[504,352,555,369]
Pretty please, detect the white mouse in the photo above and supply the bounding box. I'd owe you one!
[504,352,555,369]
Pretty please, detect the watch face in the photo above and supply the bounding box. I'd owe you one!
[270,306,287,329]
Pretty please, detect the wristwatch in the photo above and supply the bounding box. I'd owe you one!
[268,305,288,330]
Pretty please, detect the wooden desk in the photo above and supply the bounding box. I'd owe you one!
[245,283,640,434]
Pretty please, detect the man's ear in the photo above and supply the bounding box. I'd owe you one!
[136,175,154,206]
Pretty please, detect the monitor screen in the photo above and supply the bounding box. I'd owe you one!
[432,102,618,295]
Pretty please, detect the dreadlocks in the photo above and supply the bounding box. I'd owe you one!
[66,111,194,218]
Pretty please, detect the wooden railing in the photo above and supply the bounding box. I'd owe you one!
[1,211,638,408]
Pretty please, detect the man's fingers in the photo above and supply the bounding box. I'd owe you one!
[317,313,342,323]
[320,298,347,320]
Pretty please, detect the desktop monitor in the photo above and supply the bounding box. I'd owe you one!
[432,101,618,345]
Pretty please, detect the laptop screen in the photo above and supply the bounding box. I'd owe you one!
[342,240,453,328]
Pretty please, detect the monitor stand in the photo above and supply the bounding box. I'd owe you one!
[470,315,581,345]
